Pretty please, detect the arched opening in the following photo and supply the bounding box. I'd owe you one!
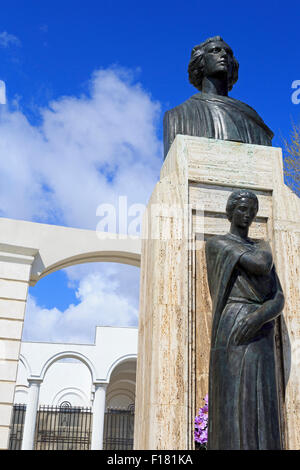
[103,358,137,450]
[22,262,140,344]
[10,352,96,450]
[106,358,137,409]
[40,356,94,407]
[34,357,94,450]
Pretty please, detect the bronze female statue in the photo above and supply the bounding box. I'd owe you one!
[163,37,273,159]
[205,190,284,449]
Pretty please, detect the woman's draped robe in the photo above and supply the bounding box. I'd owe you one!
[205,233,283,450]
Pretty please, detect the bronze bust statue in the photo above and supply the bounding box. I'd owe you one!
[163,37,274,159]
[205,190,284,449]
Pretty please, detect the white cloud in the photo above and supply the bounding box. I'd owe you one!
[10,68,157,342]
[0,31,21,48]
[0,67,162,229]
[23,268,139,344]
[65,262,140,311]
[0,81,6,104]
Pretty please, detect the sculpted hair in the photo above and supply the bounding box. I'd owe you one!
[188,36,239,92]
[226,190,259,222]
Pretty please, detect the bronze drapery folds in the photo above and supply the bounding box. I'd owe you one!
[205,190,284,450]
[163,37,273,159]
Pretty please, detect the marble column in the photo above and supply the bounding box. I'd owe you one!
[91,383,107,450]
[21,379,42,450]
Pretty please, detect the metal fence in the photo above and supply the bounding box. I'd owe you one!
[9,402,135,450]
[8,404,26,450]
[103,406,135,450]
[34,402,92,450]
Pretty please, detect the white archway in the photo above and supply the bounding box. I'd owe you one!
[105,354,137,383]
[13,326,138,450]
[105,357,137,409]
[19,354,32,377]
[39,351,97,383]
[0,216,141,284]
[0,215,141,449]
[52,387,90,407]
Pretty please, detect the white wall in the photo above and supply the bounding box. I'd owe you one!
[14,326,138,409]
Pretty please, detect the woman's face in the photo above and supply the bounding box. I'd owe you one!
[231,197,257,229]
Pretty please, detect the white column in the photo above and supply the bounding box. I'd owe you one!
[21,379,41,450]
[0,245,37,450]
[91,383,107,450]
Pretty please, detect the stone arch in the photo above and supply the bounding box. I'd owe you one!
[106,389,135,409]
[52,387,90,407]
[106,387,135,403]
[26,222,141,285]
[33,248,141,285]
[19,353,32,376]
[39,351,97,382]
[105,356,137,409]
[105,354,137,383]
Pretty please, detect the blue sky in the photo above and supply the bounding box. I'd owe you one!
[0,0,299,343]
[1,0,299,142]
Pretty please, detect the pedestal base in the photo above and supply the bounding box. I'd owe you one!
[134,136,300,450]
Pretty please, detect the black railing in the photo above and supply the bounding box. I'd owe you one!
[103,407,135,450]
[9,402,135,450]
[34,403,92,450]
[8,404,26,450]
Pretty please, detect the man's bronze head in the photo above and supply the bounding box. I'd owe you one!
[188,36,239,92]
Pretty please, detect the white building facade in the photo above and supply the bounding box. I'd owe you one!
[0,215,141,449]
[11,326,138,450]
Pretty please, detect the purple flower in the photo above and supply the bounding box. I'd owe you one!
[194,395,208,446]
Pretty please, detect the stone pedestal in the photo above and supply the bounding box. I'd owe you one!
[134,135,300,450]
